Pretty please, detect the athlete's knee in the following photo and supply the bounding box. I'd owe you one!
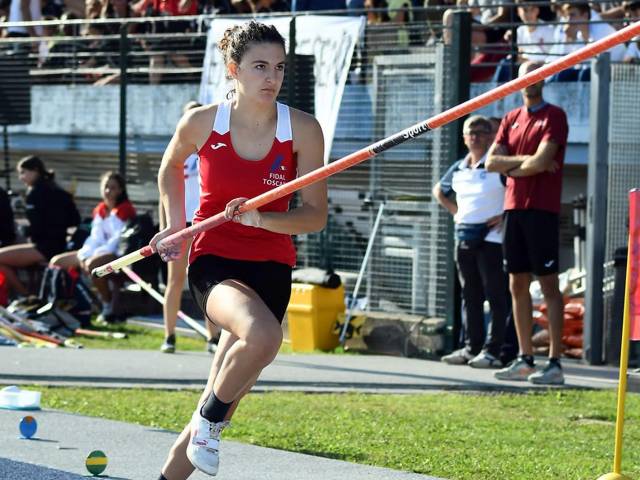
[509,274,531,297]
[245,323,282,365]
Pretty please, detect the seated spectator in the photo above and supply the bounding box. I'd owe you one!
[37,14,58,68]
[6,0,43,55]
[470,22,508,82]
[491,0,554,81]
[466,0,509,26]
[41,0,63,17]
[364,0,389,25]
[0,186,15,248]
[6,0,42,38]
[441,8,459,44]
[624,0,640,21]
[354,0,391,82]
[50,171,136,323]
[546,2,626,74]
[442,11,508,81]
[591,0,626,23]
[623,1,640,63]
[624,39,640,63]
[0,156,80,298]
[422,0,457,44]
[103,0,133,31]
[132,0,198,84]
[77,23,121,85]
[39,12,80,76]
[229,0,289,11]
[248,0,290,12]
[63,0,84,17]
[85,0,102,19]
[0,0,9,23]
[200,0,235,14]
[514,0,555,62]
[548,0,567,57]
[230,0,253,12]
[387,0,413,47]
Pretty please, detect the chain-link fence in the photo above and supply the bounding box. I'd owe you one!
[297,44,454,318]
[605,64,640,263]
[602,63,640,359]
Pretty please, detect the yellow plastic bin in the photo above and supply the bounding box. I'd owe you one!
[287,283,345,352]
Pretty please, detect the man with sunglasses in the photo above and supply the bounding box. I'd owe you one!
[433,115,511,369]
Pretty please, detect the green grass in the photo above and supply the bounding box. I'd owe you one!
[76,323,210,351]
[76,321,341,354]
[39,387,640,480]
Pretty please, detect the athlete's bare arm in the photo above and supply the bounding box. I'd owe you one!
[151,105,217,259]
[157,106,216,230]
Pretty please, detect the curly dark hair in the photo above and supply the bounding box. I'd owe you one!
[218,21,286,73]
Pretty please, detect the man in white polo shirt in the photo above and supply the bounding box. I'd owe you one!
[432,115,511,368]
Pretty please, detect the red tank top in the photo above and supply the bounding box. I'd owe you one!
[189,101,297,266]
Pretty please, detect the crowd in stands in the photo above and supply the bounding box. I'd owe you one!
[0,0,638,83]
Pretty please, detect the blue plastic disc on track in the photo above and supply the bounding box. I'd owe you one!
[19,415,37,439]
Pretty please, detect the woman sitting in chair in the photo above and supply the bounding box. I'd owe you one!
[0,156,80,298]
[50,171,136,323]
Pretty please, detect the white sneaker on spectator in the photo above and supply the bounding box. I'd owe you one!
[468,351,503,369]
[186,408,229,476]
[528,361,565,385]
[494,357,536,381]
[160,335,176,354]
[441,348,474,365]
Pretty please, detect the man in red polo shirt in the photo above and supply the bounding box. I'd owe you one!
[486,60,568,385]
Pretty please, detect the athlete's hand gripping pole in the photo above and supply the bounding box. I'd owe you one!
[92,20,640,278]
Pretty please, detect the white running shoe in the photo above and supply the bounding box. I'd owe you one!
[441,348,474,365]
[494,357,536,381]
[186,408,229,476]
[528,361,565,385]
[468,351,503,369]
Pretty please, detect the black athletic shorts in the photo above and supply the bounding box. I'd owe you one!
[502,209,560,276]
[188,254,293,324]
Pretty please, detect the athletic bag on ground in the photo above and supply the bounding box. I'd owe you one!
[38,266,97,328]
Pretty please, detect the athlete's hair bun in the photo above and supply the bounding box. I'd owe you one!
[217,21,285,77]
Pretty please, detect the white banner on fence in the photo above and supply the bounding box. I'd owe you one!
[199,15,365,164]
